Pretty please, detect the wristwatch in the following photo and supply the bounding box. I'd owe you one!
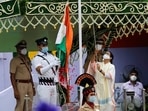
[100,69,102,73]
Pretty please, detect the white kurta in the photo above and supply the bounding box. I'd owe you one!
[87,61,116,111]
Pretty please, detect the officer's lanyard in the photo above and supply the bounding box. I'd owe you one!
[19,56,32,72]
[19,56,34,85]
[37,55,56,75]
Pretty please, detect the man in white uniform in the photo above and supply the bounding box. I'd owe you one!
[32,37,60,105]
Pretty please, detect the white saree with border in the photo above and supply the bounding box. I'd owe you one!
[87,61,116,111]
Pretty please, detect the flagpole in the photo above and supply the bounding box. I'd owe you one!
[78,0,83,106]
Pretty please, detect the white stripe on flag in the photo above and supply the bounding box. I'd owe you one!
[55,23,66,44]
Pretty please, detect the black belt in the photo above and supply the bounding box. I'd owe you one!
[16,79,31,83]
[39,77,56,86]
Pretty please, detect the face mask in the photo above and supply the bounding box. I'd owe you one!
[103,54,110,59]
[20,48,27,55]
[95,44,102,51]
[130,75,137,81]
[41,46,48,53]
[88,95,98,103]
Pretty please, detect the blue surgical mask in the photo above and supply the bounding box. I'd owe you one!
[41,46,48,53]
[88,95,98,103]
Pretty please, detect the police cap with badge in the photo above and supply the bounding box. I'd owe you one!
[15,40,27,49]
[75,73,97,97]
[35,37,48,46]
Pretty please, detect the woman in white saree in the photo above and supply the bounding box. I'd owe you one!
[87,51,116,111]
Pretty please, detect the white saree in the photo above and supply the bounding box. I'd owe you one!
[87,61,116,111]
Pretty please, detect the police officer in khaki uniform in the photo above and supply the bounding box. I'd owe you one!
[10,40,35,111]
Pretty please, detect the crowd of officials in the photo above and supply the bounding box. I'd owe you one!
[9,37,145,111]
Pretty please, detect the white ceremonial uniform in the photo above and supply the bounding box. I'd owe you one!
[32,51,60,105]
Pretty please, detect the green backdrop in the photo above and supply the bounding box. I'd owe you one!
[0,25,59,52]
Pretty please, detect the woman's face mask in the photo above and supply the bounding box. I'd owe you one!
[20,48,27,55]
[130,75,137,81]
[103,54,110,59]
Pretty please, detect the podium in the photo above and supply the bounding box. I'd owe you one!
[123,89,146,111]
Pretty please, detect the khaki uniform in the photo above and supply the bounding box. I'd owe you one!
[78,103,100,111]
[10,55,34,111]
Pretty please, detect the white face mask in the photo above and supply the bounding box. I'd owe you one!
[95,44,102,51]
[130,75,137,81]
[21,48,27,55]
[103,54,110,59]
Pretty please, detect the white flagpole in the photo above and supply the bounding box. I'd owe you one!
[78,0,83,106]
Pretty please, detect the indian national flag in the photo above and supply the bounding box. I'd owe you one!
[55,3,73,73]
